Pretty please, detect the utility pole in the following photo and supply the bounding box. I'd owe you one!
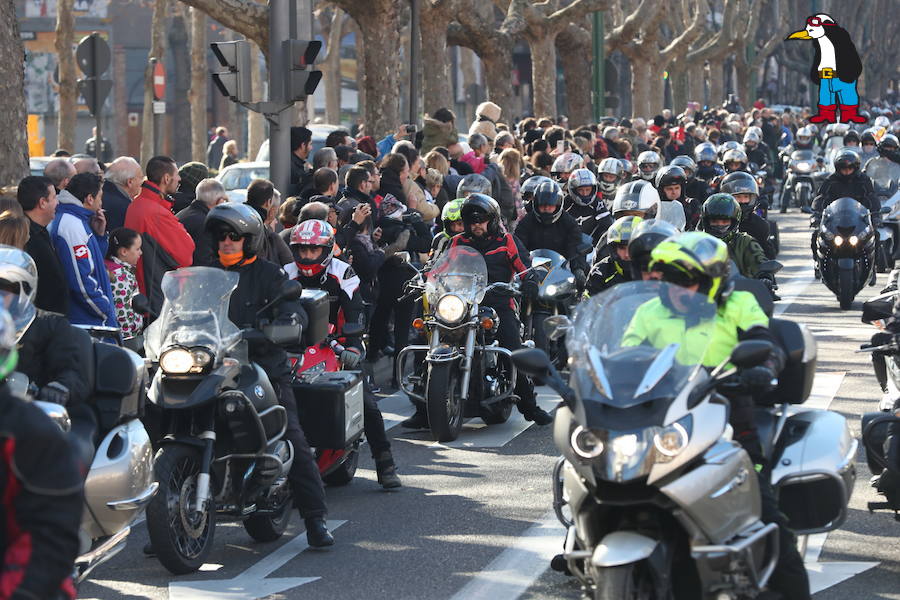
[268,0,291,198]
[409,0,420,125]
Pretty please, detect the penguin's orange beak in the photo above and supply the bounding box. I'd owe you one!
[786,29,813,40]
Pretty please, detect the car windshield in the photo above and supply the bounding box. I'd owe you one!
[565,281,716,410]
[221,166,271,191]
[426,245,488,306]
[144,267,241,360]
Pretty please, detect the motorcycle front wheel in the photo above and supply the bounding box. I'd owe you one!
[838,268,856,310]
[146,444,215,574]
[426,362,463,442]
[593,563,664,600]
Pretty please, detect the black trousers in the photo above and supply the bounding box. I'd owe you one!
[274,379,328,520]
[363,378,391,457]
[370,265,415,357]
[492,303,538,414]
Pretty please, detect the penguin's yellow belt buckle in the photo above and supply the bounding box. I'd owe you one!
[819,68,834,79]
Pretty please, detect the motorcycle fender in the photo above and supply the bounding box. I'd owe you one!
[837,258,855,270]
[426,344,460,363]
[590,531,659,567]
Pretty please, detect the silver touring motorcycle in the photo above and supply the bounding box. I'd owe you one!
[513,281,857,599]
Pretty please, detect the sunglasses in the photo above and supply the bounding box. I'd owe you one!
[466,215,490,224]
[216,231,244,242]
[806,16,832,26]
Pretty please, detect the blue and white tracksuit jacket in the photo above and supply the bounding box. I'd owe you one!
[49,191,117,327]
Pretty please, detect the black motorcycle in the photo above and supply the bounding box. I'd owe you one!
[522,249,582,368]
[814,197,876,309]
[781,150,825,213]
[143,267,307,574]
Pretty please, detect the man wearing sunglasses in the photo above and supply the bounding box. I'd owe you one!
[202,202,335,548]
[625,232,810,600]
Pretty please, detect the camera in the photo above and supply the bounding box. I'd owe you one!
[405,124,417,134]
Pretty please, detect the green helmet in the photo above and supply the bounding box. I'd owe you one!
[650,231,731,303]
[700,193,741,242]
[606,215,644,246]
[442,197,465,230]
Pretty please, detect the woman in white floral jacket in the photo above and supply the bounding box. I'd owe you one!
[104,228,143,341]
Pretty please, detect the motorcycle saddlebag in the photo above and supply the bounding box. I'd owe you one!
[300,289,330,348]
[761,319,816,405]
[293,371,364,449]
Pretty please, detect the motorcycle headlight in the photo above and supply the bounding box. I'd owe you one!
[794,161,812,173]
[545,284,558,296]
[849,235,859,246]
[653,420,690,460]
[571,425,604,459]
[436,294,467,324]
[160,347,214,374]
[834,235,844,246]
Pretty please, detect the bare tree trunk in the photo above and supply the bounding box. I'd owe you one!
[480,48,516,124]
[420,2,452,116]
[141,0,168,165]
[670,63,690,115]
[708,58,725,108]
[459,46,478,125]
[631,60,650,118]
[247,43,264,161]
[528,34,558,119]
[169,8,191,164]
[321,7,346,125]
[0,0,29,185]
[557,24,593,128]
[189,7,208,163]
[55,0,76,154]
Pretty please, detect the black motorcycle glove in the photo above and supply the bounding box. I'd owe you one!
[521,278,539,299]
[810,213,821,229]
[38,381,70,406]
[870,331,898,351]
[739,365,777,394]
[573,269,587,289]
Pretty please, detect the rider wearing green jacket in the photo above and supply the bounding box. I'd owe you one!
[698,193,768,279]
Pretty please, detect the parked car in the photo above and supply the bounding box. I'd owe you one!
[255,124,343,163]
[29,156,53,177]
[215,161,270,202]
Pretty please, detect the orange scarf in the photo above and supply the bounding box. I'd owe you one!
[219,251,256,267]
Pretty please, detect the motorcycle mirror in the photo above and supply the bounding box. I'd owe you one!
[278,280,304,302]
[131,293,152,316]
[342,322,365,337]
[543,315,573,342]
[511,348,553,381]
[757,260,783,274]
[729,340,774,369]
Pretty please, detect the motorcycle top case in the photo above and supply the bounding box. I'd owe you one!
[300,289,330,348]
[293,371,364,449]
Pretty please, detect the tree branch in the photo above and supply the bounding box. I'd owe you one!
[605,0,662,52]
[178,0,269,50]
[547,0,611,28]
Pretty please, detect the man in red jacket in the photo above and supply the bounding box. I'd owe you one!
[125,156,195,309]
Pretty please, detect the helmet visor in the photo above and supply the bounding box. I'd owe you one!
[0,289,35,342]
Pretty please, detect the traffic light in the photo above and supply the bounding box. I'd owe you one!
[210,40,252,103]
[283,39,322,102]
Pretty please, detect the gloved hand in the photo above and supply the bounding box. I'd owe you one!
[384,229,411,258]
[573,269,587,289]
[521,277,539,299]
[739,365,777,394]
[38,381,70,405]
[810,213,821,229]
[870,331,898,351]
[340,348,362,369]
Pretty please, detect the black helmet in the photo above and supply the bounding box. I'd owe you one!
[669,155,696,180]
[655,165,687,194]
[843,130,860,145]
[461,193,501,236]
[205,202,265,259]
[627,218,679,279]
[531,181,565,224]
[861,131,877,146]
[879,133,899,153]
[719,171,759,216]
[833,148,861,177]
[700,193,741,242]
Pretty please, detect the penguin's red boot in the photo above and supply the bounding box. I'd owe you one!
[839,104,867,124]
[809,104,837,124]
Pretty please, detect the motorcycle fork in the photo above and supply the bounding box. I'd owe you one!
[459,322,477,402]
[194,410,216,516]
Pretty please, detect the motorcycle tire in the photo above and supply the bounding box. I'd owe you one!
[322,448,359,486]
[425,362,464,442]
[799,186,811,214]
[592,563,658,600]
[243,496,292,542]
[146,445,215,575]
[839,269,855,310]
[480,401,512,425]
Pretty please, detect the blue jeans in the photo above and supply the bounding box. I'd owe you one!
[818,77,859,105]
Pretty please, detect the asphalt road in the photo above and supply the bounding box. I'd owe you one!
[79,212,900,600]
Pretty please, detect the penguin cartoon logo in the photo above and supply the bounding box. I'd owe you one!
[786,14,865,125]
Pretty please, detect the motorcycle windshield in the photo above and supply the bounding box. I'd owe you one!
[565,281,715,411]
[530,249,576,298]
[864,159,900,193]
[426,245,488,306]
[822,197,870,236]
[791,150,816,161]
[658,200,687,231]
[144,267,241,360]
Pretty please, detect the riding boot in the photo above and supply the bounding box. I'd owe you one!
[374,450,402,489]
[839,104,868,124]
[401,405,429,429]
[305,517,334,547]
[808,104,837,124]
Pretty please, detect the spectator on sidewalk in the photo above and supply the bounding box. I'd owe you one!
[177,178,228,267]
[43,158,76,193]
[18,176,68,314]
[207,126,229,171]
[102,157,143,231]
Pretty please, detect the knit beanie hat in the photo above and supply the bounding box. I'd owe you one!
[475,101,502,123]
[178,162,209,193]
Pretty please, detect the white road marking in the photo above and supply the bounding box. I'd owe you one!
[168,520,347,600]
[774,266,815,316]
[431,394,559,449]
[797,371,880,593]
[447,511,564,600]
[378,390,417,431]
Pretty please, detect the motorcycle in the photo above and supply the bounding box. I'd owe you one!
[143,267,303,574]
[814,197,877,309]
[513,281,856,599]
[864,159,900,269]
[10,324,156,584]
[780,150,826,213]
[288,288,365,487]
[522,249,581,368]
[396,245,519,442]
